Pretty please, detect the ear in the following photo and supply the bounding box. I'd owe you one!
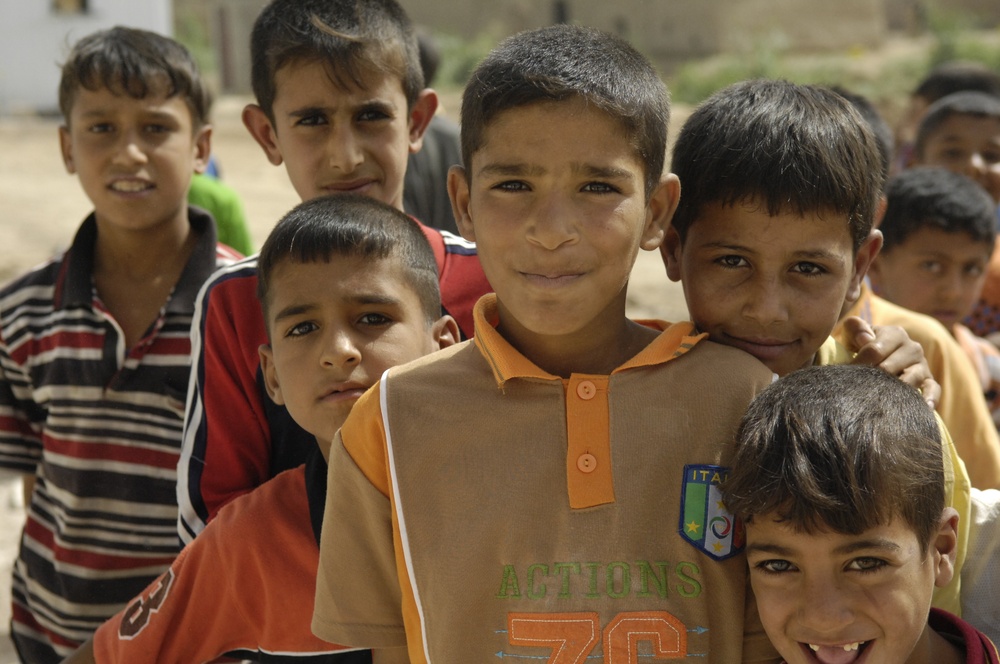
[258,344,285,405]
[430,315,461,351]
[931,507,960,589]
[192,124,213,175]
[872,195,888,230]
[640,173,681,252]
[845,229,883,304]
[407,89,438,154]
[59,125,75,174]
[448,165,475,243]
[660,222,684,283]
[242,104,284,166]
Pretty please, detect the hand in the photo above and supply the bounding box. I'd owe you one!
[841,316,940,409]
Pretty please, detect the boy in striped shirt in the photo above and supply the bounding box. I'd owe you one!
[0,27,239,662]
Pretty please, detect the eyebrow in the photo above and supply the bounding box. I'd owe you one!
[287,99,397,118]
[476,162,637,181]
[746,538,903,557]
[272,293,404,323]
[699,242,845,261]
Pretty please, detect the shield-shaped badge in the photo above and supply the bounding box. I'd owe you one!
[679,464,744,561]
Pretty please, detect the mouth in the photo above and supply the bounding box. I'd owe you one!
[109,178,154,194]
[320,179,376,194]
[802,640,871,664]
[722,334,796,359]
[520,271,585,288]
[320,384,369,404]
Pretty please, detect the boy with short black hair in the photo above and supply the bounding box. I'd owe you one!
[60,193,456,664]
[177,0,492,543]
[722,364,999,664]
[0,26,240,663]
[312,25,779,662]
[660,79,974,615]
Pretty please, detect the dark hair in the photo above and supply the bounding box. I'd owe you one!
[830,85,895,185]
[58,26,211,128]
[250,0,423,122]
[913,60,1000,103]
[670,79,883,250]
[880,166,996,252]
[721,364,944,551]
[416,29,441,87]
[257,193,441,330]
[459,24,669,199]
[915,90,1000,159]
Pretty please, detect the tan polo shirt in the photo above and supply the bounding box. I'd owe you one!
[314,295,778,663]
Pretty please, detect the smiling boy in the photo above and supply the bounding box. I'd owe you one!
[0,27,240,662]
[722,365,999,664]
[312,25,778,663]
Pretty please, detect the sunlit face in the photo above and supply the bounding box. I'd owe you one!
[259,254,446,445]
[917,114,1000,204]
[245,59,428,208]
[59,83,210,235]
[870,227,993,328]
[451,98,674,355]
[663,200,879,376]
[746,513,958,664]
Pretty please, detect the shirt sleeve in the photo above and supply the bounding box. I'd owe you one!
[313,383,409,650]
[177,269,272,542]
[0,328,43,472]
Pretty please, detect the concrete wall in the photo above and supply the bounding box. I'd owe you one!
[0,0,172,115]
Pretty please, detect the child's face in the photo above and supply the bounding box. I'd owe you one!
[663,201,880,376]
[59,84,210,234]
[869,227,992,329]
[745,511,958,664]
[450,98,676,348]
[258,254,456,446]
[243,59,435,209]
[917,114,1000,204]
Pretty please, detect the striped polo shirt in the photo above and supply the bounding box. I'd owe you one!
[0,208,240,663]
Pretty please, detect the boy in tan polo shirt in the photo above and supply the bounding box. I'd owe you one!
[312,25,779,663]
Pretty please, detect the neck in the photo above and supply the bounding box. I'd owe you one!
[93,213,193,279]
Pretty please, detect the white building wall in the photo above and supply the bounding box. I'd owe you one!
[0,0,172,115]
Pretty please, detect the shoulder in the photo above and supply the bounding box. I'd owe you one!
[197,255,260,304]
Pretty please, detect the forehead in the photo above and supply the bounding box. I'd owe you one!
[927,113,1000,142]
[68,83,193,121]
[686,200,855,256]
[473,99,643,174]
[266,252,419,310]
[747,512,921,555]
[891,225,993,255]
[272,57,407,107]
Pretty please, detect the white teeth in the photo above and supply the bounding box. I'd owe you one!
[111,181,150,192]
[808,642,862,652]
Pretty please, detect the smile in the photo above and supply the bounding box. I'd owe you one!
[109,179,153,193]
[804,640,870,664]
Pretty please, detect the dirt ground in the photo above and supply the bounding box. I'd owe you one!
[0,96,690,661]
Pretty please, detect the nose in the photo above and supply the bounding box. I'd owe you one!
[111,130,147,166]
[526,193,578,250]
[322,327,361,368]
[741,276,789,325]
[327,122,364,174]
[796,574,856,636]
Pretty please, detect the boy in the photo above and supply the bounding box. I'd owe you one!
[312,25,779,662]
[60,194,457,664]
[869,166,1000,422]
[177,0,492,542]
[0,27,239,663]
[721,364,999,663]
[661,78,1000,490]
[911,91,1000,340]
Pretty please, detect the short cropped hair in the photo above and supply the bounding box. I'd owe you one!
[881,166,997,252]
[257,193,441,330]
[831,85,895,184]
[913,61,1000,103]
[58,26,211,129]
[670,79,883,250]
[722,364,944,551]
[915,91,1000,159]
[459,24,669,199]
[250,0,423,122]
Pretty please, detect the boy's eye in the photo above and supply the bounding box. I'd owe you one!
[716,255,748,269]
[919,260,943,274]
[88,123,113,134]
[754,559,796,574]
[964,263,986,277]
[358,312,393,327]
[581,181,619,194]
[295,113,328,127]
[357,107,392,122]
[286,321,319,337]
[145,124,170,134]
[494,180,529,192]
[982,149,1000,165]
[846,557,887,573]
[792,261,826,276]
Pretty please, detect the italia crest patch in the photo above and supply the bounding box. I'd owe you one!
[679,464,744,561]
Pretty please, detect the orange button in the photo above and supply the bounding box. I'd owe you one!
[576,380,596,400]
[577,453,597,473]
